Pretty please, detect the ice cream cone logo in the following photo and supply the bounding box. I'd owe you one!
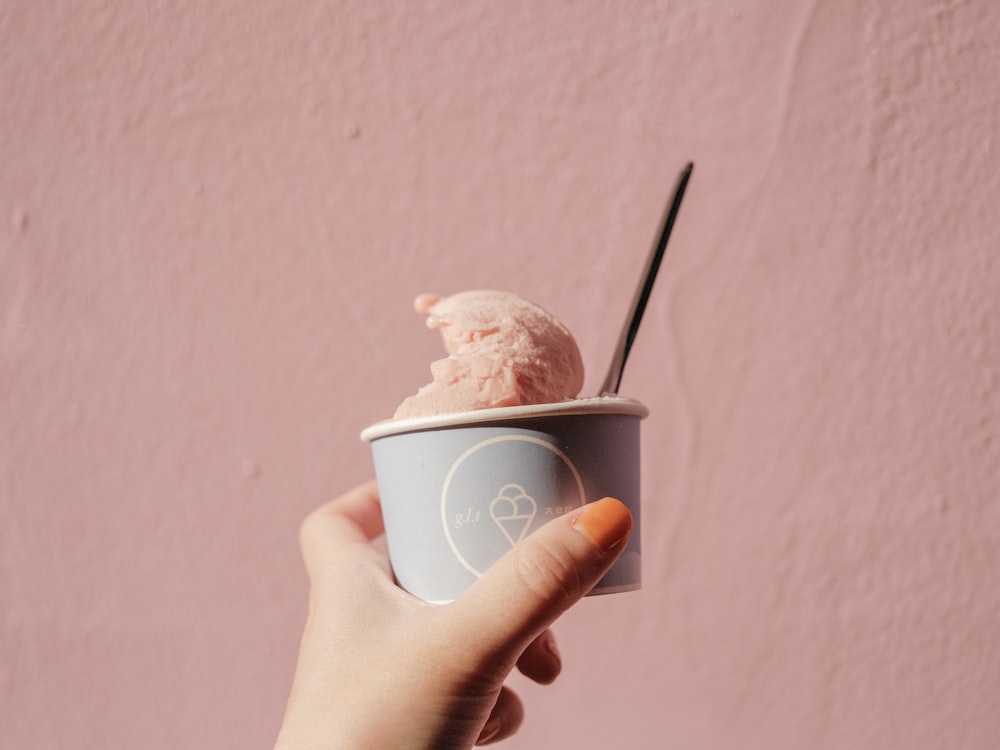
[489,484,538,547]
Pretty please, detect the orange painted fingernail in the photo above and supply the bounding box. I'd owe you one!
[572,497,632,552]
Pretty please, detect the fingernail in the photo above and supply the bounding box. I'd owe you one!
[572,497,632,552]
[543,631,561,662]
[477,717,501,744]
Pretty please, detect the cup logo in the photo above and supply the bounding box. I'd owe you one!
[489,484,538,547]
[441,434,585,578]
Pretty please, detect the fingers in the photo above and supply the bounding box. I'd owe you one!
[299,479,386,579]
[475,685,523,746]
[516,629,561,685]
[451,497,632,662]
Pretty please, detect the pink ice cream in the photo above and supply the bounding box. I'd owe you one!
[394,290,585,419]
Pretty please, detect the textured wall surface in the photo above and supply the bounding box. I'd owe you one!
[2,1,998,748]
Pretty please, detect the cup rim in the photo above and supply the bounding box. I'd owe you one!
[360,395,649,442]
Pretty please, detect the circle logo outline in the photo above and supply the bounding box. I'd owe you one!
[441,434,585,578]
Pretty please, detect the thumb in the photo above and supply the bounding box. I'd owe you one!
[449,497,633,657]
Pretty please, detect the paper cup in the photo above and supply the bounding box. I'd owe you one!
[360,396,647,603]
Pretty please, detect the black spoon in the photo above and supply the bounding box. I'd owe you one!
[598,162,694,395]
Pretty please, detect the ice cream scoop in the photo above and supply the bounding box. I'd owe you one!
[393,290,585,419]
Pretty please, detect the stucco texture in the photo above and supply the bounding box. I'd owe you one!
[2,1,998,748]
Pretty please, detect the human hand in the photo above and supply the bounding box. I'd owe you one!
[274,479,632,749]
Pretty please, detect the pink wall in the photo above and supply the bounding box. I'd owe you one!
[2,1,998,748]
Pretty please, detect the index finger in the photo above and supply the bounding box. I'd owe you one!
[299,479,385,577]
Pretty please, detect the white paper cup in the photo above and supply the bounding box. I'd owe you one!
[360,396,647,603]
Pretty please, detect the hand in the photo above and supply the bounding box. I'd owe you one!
[274,480,632,749]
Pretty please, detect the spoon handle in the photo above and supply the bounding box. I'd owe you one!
[598,162,694,395]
